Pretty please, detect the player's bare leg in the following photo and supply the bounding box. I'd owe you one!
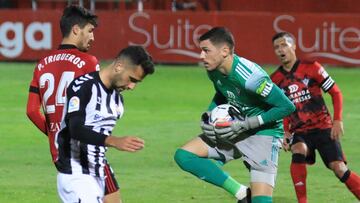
[174,137,249,201]
[290,142,308,203]
[104,191,121,203]
[329,161,360,200]
[180,137,209,157]
[249,182,273,202]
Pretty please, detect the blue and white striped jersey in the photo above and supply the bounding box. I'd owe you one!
[55,71,124,177]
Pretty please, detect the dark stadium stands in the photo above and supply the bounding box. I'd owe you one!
[2,0,359,13]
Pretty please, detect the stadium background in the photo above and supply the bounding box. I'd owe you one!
[0,1,359,202]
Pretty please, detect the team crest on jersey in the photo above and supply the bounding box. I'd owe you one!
[302,78,309,87]
[68,96,80,113]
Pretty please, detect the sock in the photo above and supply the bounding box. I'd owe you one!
[340,170,360,200]
[252,195,272,203]
[174,149,246,197]
[174,149,228,186]
[291,153,307,203]
[223,176,247,199]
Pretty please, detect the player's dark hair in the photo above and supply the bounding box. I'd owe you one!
[117,46,155,76]
[199,27,235,53]
[60,5,98,38]
[272,32,295,44]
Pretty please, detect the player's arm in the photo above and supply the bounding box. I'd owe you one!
[328,84,343,122]
[314,62,344,139]
[215,75,295,137]
[26,84,47,135]
[65,81,107,145]
[256,79,296,124]
[68,115,144,152]
[66,82,143,152]
[328,84,344,140]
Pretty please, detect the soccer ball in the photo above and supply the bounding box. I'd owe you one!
[209,104,238,125]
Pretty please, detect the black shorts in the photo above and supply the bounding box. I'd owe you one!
[291,128,346,168]
[104,163,119,195]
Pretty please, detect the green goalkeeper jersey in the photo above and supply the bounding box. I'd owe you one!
[207,55,295,138]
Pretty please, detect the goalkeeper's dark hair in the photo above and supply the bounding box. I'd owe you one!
[199,27,235,53]
[116,46,155,76]
[272,32,295,45]
[60,5,98,38]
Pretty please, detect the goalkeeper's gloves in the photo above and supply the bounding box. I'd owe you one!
[200,112,216,142]
[215,116,261,139]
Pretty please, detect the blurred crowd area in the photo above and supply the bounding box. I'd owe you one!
[0,0,359,13]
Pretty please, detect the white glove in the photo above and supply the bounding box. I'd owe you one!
[215,116,261,139]
[200,112,216,142]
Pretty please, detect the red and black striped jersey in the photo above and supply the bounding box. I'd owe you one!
[28,44,99,162]
[271,60,337,133]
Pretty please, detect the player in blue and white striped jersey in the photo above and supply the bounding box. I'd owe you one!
[55,46,154,203]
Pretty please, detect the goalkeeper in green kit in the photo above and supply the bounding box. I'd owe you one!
[174,27,295,203]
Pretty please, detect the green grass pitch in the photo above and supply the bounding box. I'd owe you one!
[0,62,359,203]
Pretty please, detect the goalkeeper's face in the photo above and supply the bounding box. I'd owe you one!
[199,39,227,71]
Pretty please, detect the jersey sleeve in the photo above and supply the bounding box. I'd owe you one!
[84,55,100,72]
[65,78,92,118]
[26,91,47,135]
[26,64,47,135]
[312,62,335,92]
[65,78,107,146]
[244,71,295,124]
[311,62,343,121]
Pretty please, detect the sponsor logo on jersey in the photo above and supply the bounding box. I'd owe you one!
[68,96,80,113]
[288,89,311,104]
[226,91,236,100]
[94,114,102,120]
[256,80,273,97]
[288,84,299,93]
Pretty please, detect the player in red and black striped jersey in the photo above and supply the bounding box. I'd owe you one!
[26,5,119,202]
[271,32,360,202]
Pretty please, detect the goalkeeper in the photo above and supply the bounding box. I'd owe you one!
[174,27,295,203]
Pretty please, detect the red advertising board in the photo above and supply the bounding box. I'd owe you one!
[0,10,359,66]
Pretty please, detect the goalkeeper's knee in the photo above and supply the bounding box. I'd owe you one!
[174,148,198,171]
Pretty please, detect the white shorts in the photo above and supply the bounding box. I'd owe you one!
[206,135,281,187]
[57,173,105,203]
